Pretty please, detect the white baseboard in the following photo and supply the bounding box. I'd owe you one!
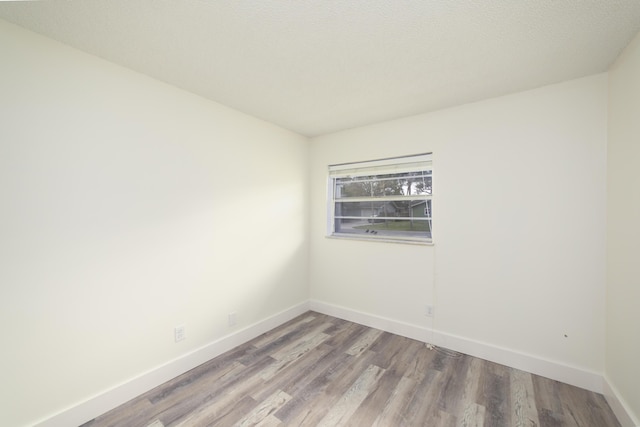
[309,299,603,393]
[604,375,640,427]
[34,301,310,427]
[34,299,625,427]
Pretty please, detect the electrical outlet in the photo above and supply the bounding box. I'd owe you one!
[425,305,434,317]
[228,312,237,327]
[174,325,186,342]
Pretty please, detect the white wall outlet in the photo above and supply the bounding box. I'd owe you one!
[425,305,434,317]
[174,325,186,342]
[228,312,237,327]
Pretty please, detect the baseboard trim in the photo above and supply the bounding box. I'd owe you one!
[34,299,617,426]
[34,301,310,427]
[604,375,640,427]
[309,299,603,394]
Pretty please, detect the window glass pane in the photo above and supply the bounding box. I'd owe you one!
[335,170,431,199]
[335,199,431,219]
[334,217,432,240]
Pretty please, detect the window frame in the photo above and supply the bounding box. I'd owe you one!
[327,153,433,245]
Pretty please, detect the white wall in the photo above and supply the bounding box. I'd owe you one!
[2,13,627,427]
[607,31,640,426]
[0,20,309,427]
[310,74,608,376]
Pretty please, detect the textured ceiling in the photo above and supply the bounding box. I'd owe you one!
[1,1,640,137]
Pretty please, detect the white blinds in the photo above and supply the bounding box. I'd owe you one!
[328,153,432,178]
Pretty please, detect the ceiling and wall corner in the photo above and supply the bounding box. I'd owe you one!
[1,0,640,137]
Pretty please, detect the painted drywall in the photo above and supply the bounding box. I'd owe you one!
[310,74,608,375]
[607,31,640,425]
[0,19,308,427]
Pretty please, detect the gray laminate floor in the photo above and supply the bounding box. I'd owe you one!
[82,312,620,426]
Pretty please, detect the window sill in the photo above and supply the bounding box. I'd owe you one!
[326,234,434,246]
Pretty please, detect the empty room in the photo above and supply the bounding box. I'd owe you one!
[1,1,639,426]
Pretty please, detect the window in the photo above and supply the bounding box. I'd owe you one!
[328,153,432,243]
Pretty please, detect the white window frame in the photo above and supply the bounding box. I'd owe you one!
[327,153,433,244]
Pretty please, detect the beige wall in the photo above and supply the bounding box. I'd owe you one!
[310,74,608,374]
[0,19,309,427]
[607,31,640,425]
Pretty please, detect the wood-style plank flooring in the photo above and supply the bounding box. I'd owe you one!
[82,312,620,427]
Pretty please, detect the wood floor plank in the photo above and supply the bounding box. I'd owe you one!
[346,368,402,426]
[84,311,622,427]
[249,342,334,402]
[254,414,282,427]
[92,357,244,425]
[436,351,471,415]
[510,369,541,427]
[269,349,353,422]
[345,327,383,357]
[260,331,330,380]
[433,409,458,427]
[250,314,316,348]
[154,362,249,425]
[167,357,274,426]
[557,381,621,427]
[275,345,349,395]
[460,402,486,427]
[276,350,379,426]
[478,361,511,427]
[239,319,329,366]
[323,321,368,348]
[532,375,566,427]
[371,375,419,427]
[317,364,386,426]
[404,368,445,426]
[455,356,483,423]
[148,360,246,407]
[369,332,423,374]
[170,388,251,426]
[401,342,438,383]
[233,390,291,427]
[269,321,333,361]
[197,394,258,427]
